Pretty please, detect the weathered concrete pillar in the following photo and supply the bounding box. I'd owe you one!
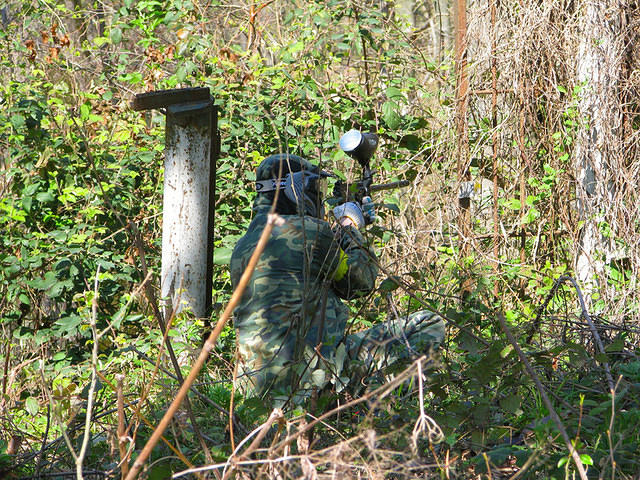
[132,88,219,319]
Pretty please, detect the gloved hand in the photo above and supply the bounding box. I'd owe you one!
[332,201,365,229]
[361,196,376,224]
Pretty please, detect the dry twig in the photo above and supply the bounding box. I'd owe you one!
[497,313,588,480]
[123,212,283,480]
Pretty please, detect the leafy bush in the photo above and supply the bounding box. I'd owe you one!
[1,0,639,478]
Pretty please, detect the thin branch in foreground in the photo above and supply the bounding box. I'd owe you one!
[411,358,443,455]
[221,408,284,480]
[43,267,103,480]
[497,313,588,480]
[129,221,214,466]
[528,275,614,392]
[267,356,435,457]
[173,455,305,478]
[130,347,248,436]
[123,213,283,480]
[72,267,101,479]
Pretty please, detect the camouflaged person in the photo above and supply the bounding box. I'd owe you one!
[230,154,445,408]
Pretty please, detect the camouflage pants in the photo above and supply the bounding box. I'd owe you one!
[347,309,445,374]
[237,310,445,407]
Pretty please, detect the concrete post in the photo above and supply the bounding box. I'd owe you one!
[132,88,219,319]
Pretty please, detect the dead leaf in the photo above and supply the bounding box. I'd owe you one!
[25,40,36,61]
[145,47,164,63]
[58,34,70,47]
[219,47,238,62]
[48,46,60,61]
[242,72,254,85]
[176,28,189,40]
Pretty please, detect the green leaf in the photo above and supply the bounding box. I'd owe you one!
[29,271,57,291]
[22,195,32,212]
[13,327,34,340]
[580,454,593,466]
[80,103,91,121]
[176,65,187,83]
[110,27,122,44]
[47,280,66,298]
[522,207,539,224]
[93,36,109,47]
[456,332,481,354]
[49,230,68,243]
[487,446,515,465]
[506,198,521,210]
[499,394,521,414]
[472,402,490,425]
[54,315,82,336]
[500,344,513,358]
[97,259,115,270]
[147,463,172,480]
[52,351,67,361]
[36,191,55,203]
[399,134,422,151]
[385,86,403,100]
[214,247,232,265]
[604,337,624,353]
[25,397,39,416]
[379,276,401,292]
[10,114,25,130]
[382,101,401,130]
[311,369,326,387]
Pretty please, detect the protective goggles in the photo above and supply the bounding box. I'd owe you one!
[255,171,329,199]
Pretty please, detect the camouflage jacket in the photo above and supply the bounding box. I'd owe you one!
[230,195,378,407]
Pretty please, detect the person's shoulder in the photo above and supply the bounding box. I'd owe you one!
[231,216,267,258]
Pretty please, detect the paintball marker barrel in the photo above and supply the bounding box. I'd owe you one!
[332,178,410,204]
[370,180,410,192]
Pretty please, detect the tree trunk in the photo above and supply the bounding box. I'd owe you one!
[573,0,625,307]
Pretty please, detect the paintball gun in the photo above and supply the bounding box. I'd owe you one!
[333,130,409,224]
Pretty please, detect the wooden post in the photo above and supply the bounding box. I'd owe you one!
[491,0,499,298]
[132,88,219,320]
[455,0,472,298]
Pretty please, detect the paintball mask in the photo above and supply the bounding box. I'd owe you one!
[255,155,330,218]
